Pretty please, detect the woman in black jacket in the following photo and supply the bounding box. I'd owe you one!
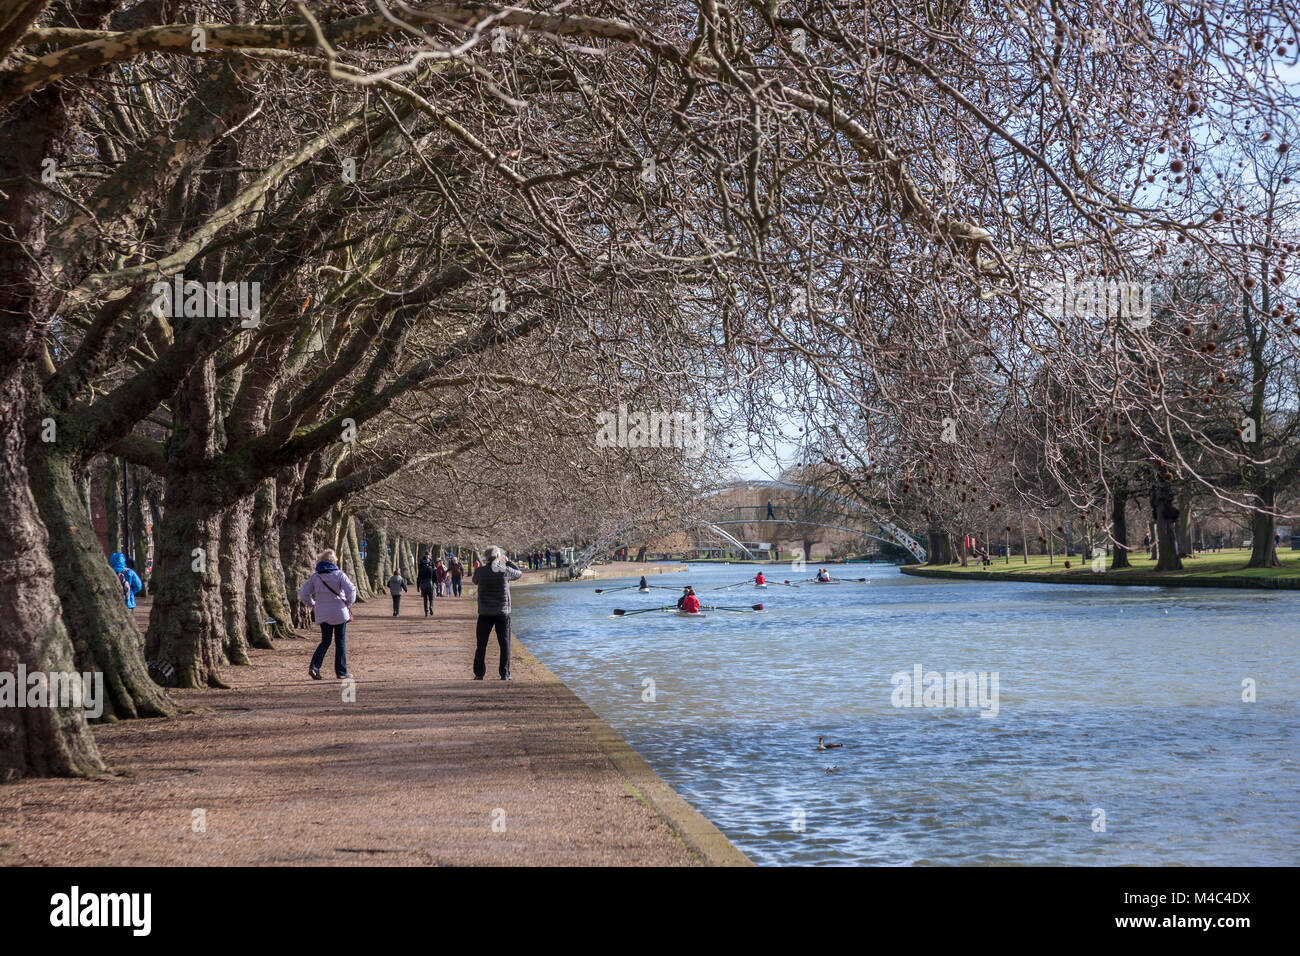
[417,555,436,616]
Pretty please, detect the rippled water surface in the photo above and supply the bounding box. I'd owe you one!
[512,563,1299,865]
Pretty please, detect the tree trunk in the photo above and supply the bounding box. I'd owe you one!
[1176,492,1194,557]
[28,448,175,721]
[144,361,229,688]
[1150,480,1184,572]
[147,492,164,594]
[241,504,275,651]
[365,525,386,592]
[130,470,149,588]
[1110,491,1131,570]
[254,479,296,639]
[0,46,118,776]
[346,517,368,601]
[218,496,254,666]
[925,525,954,565]
[0,382,105,777]
[104,455,123,555]
[280,519,317,629]
[1247,484,1280,568]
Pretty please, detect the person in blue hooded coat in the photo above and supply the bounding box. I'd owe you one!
[109,552,144,610]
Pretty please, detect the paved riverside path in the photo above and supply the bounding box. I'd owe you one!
[0,576,745,866]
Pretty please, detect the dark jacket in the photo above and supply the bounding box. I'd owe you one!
[417,561,435,589]
[472,561,522,615]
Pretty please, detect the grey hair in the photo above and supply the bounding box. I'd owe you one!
[485,545,506,572]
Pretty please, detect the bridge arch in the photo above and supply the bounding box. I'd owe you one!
[566,479,924,576]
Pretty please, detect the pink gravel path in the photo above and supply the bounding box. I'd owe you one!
[0,575,740,866]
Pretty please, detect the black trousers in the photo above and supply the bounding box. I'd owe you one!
[421,586,434,614]
[474,613,511,679]
[392,594,401,615]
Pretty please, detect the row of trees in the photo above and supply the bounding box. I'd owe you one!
[2,2,1297,779]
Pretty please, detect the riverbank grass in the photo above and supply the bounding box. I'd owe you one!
[927,547,1300,581]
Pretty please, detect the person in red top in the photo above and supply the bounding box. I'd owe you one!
[755,571,765,585]
[681,589,701,614]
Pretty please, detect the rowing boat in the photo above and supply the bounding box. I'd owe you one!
[676,611,707,619]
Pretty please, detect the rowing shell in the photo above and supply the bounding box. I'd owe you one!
[676,611,708,619]
[637,588,650,593]
[754,583,768,589]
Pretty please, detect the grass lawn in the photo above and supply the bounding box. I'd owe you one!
[925,547,1300,580]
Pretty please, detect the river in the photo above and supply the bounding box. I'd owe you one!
[511,562,1299,865]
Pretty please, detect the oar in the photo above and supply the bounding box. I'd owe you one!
[613,603,764,616]
[594,585,636,594]
[779,580,801,588]
[708,580,751,591]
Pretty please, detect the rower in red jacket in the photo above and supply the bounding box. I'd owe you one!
[755,571,766,585]
[681,590,701,614]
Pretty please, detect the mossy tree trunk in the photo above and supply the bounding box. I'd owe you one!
[218,495,255,665]
[345,516,368,601]
[144,360,230,688]
[258,477,298,638]
[29,448,175,721]
[0,28,117,775]
[365,524,387,592]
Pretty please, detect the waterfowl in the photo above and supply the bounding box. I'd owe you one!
[816,737,844,751]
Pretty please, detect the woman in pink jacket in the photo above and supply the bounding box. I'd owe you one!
[298,549,358,680]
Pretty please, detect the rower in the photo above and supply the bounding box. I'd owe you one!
[681,588,701,614]
[755,571,766,585]
[817,568,831,582]
[638,575,648,590]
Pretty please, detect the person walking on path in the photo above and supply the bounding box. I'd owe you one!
[109,552,143,612]
[471,545,522,680]
[388,568,408,616]
[298,549,357,680]
[449,556,464,597]
[417,554,436,616]
[435,559,447,597]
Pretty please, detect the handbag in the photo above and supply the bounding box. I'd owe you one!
[314,573,352,622]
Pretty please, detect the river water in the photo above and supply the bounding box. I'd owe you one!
[511,562,1299,866]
